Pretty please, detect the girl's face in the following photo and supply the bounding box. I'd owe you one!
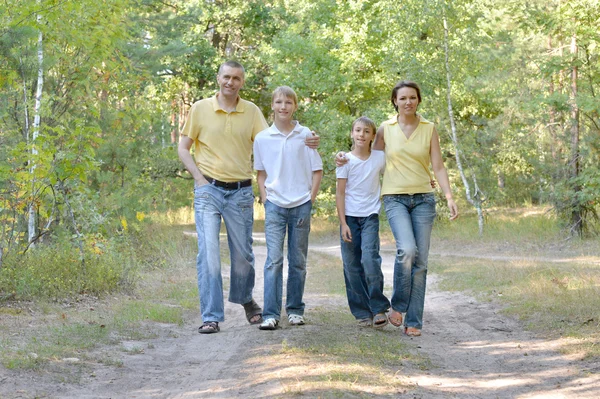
[394,87,420,115]
[351,122,375,149]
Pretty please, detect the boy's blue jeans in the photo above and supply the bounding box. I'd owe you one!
[194,183,256,323]
[340,214,390,320]
[263,200,312,320]
[383,193,436,329]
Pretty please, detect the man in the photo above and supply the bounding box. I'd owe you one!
[178,61,319,334]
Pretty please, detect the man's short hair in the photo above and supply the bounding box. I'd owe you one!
[272,85,298,106]
[218,60,245,75]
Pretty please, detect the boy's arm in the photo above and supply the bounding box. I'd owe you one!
[257,170,267,204]
[178,136,208,186]
[311,170,323,203]
[336,178,352,242]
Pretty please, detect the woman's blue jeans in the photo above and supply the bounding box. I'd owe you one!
[263,200,312,320]
[340,214,390,320]
[383,193,436,329]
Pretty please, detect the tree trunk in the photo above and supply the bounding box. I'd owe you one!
[443,14,485,235]
[28,13,44,245]
[569,34,582,236]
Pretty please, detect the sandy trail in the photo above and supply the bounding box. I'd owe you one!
[1,235,599,398]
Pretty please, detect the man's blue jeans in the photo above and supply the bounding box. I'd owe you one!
[340,214,390,320]
[263,200,312,321]
[194,183,256,323]
[383,193,436,329]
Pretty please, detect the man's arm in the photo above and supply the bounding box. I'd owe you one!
[257,170,267,204]
[178,135,208,186]
[305,131,320,149]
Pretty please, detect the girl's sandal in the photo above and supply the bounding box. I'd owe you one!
[357,318,373,328]
[405,327,421,337]
[388,310,403,327]
[373,313,389,329]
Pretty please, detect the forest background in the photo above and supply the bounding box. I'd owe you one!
[1,0,599,299]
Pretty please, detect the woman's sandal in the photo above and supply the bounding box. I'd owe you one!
[388,310,403,327]
[243,299,263,325]
[405,327,421,337]
[198,321,220,334]
[373,313,389,329]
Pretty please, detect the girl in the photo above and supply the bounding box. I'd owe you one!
[336,117,390,328]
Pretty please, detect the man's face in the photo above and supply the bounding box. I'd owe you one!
[216,66,245,97]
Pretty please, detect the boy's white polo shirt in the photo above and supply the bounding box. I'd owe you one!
[254,122,323,208]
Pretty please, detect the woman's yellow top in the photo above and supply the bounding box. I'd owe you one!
[381,115,434,196]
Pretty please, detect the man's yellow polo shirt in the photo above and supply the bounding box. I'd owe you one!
[181,94,268,182]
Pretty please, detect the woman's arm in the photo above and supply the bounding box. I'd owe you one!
[430,127,458,220]
[372,125,385,151]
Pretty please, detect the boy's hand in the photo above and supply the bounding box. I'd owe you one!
[341,225,352,242]
[305,131,320,149]
[335,152,348,167]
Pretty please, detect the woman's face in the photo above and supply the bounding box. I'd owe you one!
[394,87,420,115]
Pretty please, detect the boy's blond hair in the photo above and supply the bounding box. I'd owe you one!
[272,85,298,106]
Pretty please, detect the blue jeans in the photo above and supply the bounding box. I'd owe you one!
[194,183,256,323]
[263,200,312,320]
[383,193,436,329]
[340,214,390,320]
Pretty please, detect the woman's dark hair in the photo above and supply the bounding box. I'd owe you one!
[390,80,422,112]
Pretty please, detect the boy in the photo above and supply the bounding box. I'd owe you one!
[253,86,323,330]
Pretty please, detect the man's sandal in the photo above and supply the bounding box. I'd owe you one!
[373,313,389,329]
[198,321,220,334]
[405,327,422,337]
[243,299,263,325]
[388,310,403,327]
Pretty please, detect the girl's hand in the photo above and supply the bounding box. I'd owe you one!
[341,225,352,242]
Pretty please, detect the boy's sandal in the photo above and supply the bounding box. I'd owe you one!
[198,321,220,334]
[373,313,389,329]
[242,299,263,325]
[288,314,305,325]
[357,318,373,328]
[388,310,403,327]
[405,327,421,337]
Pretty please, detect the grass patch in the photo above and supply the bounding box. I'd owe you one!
[431,256,600,359]
[307,251,347,296]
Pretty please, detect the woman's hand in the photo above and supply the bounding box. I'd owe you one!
[335,152,348,167]
[447,198,459,220]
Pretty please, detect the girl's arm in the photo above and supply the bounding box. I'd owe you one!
[430,127,458,220]
[336,178,352,242]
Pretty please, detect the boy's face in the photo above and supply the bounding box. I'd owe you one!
[271,94,297,122]
[351,122,375,149]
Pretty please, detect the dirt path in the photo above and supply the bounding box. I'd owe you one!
[1,237,599,398]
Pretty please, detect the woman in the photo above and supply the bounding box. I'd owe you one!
[374,80,458,336]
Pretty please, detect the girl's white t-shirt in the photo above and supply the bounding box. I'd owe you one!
[336,150,386,217]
